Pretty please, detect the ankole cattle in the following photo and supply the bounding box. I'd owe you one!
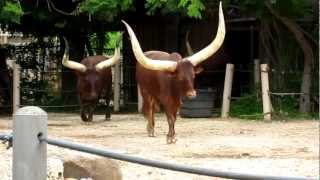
[62,37,120,122]
[123,2,225,144]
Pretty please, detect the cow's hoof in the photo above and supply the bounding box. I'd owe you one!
[148,131,156,137]
[147,128,155,137]
[83,121,93,125]
[146,125,155,137]
[105,117,111,121]
[166,136,177,144]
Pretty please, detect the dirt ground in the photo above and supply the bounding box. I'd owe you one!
[0,113,319,180]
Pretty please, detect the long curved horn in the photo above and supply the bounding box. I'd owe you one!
[185,30,194,56]
[186,2,225,66]
[62,37,87,72]
[95,47,121,71]
[122,20,177,72]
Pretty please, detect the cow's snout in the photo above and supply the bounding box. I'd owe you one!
[186,90,196,98]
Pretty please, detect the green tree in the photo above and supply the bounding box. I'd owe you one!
[0,0,317,113]
[0,0,207,104]
[236,0,317,113]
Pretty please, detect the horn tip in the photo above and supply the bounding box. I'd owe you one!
[121,20,128,25]
[219,1,223,11]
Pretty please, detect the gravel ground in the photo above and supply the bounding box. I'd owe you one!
[0,113,319,179]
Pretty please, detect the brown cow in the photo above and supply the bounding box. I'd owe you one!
[123,2,225,144]
[62,37,120,123]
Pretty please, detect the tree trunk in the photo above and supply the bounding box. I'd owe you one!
[299,60,312,112]
[265,2,314,113]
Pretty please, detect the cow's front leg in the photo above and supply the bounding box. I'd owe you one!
[164,107,178,144]
[87,104,96,122]
[105,98,111,121]
[80,104,89,122]
[166,118,177,144]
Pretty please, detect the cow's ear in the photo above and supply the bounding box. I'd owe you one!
[194,66,203,74]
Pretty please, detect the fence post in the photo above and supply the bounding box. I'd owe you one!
[0,31,8,44]
[260,64,272,121]
[113,56,121,112]
[13,61,20,114]
[137,85,143,112]
[221,64,234,118]
[13,106,47,180]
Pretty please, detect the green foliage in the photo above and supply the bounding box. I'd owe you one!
[0,1,23,24]
[78,0,134,21]
[89,31,122,54]
[230,93,318,120]
[106,31,122,49]
[145,0,205,18]
[238,0,310,20]
[230,94,263,120]
[272,96,317,120]
[275,0,306,18]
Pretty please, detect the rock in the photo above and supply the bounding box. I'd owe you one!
[63,155,122,180]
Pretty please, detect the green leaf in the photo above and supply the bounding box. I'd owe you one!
[145,0,205,19]
[187,0,205,19]
[78,0,134,21]
[0,1,23,24]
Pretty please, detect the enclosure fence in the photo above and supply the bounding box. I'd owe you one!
[0,106,315,180]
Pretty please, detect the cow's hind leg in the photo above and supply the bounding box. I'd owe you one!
[142,93,156,137]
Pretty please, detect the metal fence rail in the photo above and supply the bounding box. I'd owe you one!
[0,132,313,180]
[36,135,312,180]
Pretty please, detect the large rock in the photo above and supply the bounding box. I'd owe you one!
[63,155,122,180]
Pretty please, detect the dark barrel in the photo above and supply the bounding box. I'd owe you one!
[180,89,215,118]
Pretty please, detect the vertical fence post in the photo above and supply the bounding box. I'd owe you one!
[221,64,234,118]
[13,106,47,180]
[137,85,143,112]
[0,31,8,44]
[113,56,121,112]
[13,61,20,114]
[260,64,272,121]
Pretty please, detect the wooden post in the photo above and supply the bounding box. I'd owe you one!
[137,85,143,112]
[254,59,260,86]
[0,31,8,44]
[13,106,47,180]
[221,64,234,118]
[260,64,272,121]
[13,61,20,114]
[113,56,121,112]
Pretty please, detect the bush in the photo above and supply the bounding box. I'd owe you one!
[230,93,263,120]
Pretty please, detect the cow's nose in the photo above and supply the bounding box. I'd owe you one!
[186,90,196,98]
